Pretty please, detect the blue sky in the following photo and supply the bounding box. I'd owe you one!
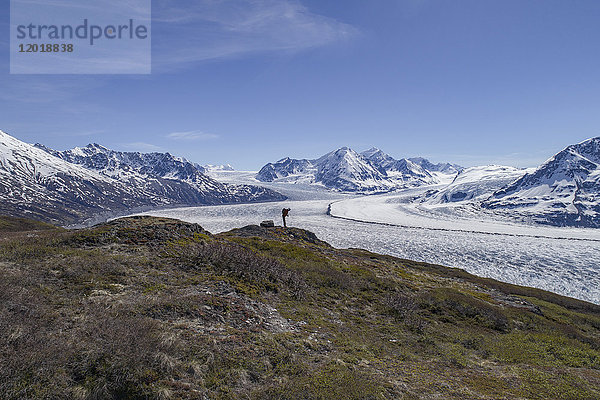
[1,0,599,169]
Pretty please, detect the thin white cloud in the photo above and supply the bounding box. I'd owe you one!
[166,130,219,140]
[152,0,358,71]
[6,1,356,74]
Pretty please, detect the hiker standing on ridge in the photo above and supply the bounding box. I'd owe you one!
[282,208,291,228]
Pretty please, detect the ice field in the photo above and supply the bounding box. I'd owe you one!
[329,189,600,241]
[133,177,600,305]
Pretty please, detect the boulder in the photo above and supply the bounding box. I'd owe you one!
[260,220,275,228]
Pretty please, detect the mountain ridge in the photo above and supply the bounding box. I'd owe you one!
[483,137,600,227]
[256,146,461,192]
[0,130,284,225]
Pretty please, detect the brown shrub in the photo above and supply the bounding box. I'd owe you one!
[172,240,308,299]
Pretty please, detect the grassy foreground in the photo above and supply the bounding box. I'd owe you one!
[0,215,598,399]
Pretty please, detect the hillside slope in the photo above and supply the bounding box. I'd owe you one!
[0,216,598,399]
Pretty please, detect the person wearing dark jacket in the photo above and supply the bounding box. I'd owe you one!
[282,208,291,228]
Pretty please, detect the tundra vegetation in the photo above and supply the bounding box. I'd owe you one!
[0,215,598,399]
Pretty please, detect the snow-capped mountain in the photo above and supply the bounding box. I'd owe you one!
[353,138,600,228]
[0,130,284,225]
[423,165,529,204]
[360,148,451,186]
[359,147,397,170]
[36,142,285,208]
[0,131,145,224]
[256,148,391,191]
[256,157,315,183]
[256,147,460,192]
[483,137,600,227]
[314,148,394,192]
[36,143,218,185]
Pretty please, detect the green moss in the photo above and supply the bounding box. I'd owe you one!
[254,363,384,400]
[420,287,509,331]
[143,283,166,294]
[513,367,599,399]
[464,374,513,398]
[486,332,600,368]
[0,215,59,232]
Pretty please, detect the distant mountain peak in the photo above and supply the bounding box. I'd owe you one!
[321,146,356,160]
[576,136,600,146]
[361,147,388,158]
[203,164,235,172]
[89,143,108,150]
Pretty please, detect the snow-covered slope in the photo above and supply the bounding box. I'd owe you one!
[424,165,529,204]
[313,147,393,191]
[360,147,397,170]
[255,157,315,183]
[361,148,438,186]
[256,147,460,192]
[256,148,392,191]
[483,137,600,227]
[38,143,219,186]
[0,130,153,224]
[0,130,284,225]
